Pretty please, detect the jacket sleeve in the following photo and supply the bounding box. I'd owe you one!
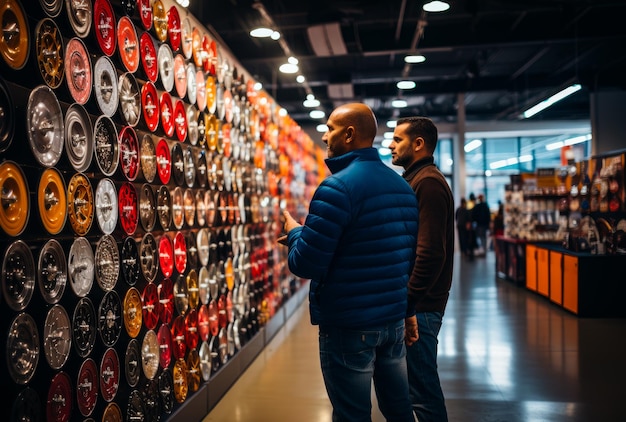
[408,177,448,306]
[286,177,352,280]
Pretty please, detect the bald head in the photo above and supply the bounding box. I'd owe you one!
[328,103,378,148]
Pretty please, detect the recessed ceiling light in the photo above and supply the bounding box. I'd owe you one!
[405,55,426,64]
[253,82,263,91]
[396,80,416,90]
[310,110,325,119]
[392,99,408,108]
[288,56,298,65]
[386,120,397,128]
[296,75,305,83]
[270,31,281,40]
[303,98,320,107]
[316,124,328,132]
[250,27,274,38]
[279,63,299,74]
[381,138,392,148]
[423,1,450,12]
[175,0,190,7]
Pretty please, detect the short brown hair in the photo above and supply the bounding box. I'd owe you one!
[396,116,438,153]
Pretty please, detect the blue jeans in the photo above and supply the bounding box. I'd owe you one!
[319,319,414,422]
[407,312,447,422]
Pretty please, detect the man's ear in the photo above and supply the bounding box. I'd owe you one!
[345,126,355,143]
[414,136,425,151]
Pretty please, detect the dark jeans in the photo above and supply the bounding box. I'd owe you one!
[319,320,414,422]
[407,312,447,422]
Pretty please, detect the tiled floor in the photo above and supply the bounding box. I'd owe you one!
[203,252,626,422]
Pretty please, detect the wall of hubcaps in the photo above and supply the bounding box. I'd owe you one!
[0,0,324,420]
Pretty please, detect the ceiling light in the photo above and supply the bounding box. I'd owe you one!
[546,134,591,150]
[423,1,450,12]
[253,82,263,91]
[250,27,274,38]
[392,99,408,108]
[303,98,320,107]
[383,132,394,139]
[386,120,397,128]
[278,108,288,116]
[405,55,426,64]
[397,80,416,90]
[288,56,298,65]
[175,0,190,7]
[464,139,482,153]
[522,84,582,118]
[310,110,325,119]
[381,138,393,148]
[271,31,281,40]
[378,147,392,156]
[279,63,299,74]
[296,75,305,83]
[316,124,328,132]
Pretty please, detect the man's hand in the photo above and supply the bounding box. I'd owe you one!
[404,315,418,346]
[278,210,302,246]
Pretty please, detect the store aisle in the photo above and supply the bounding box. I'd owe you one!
[204,253,626,422]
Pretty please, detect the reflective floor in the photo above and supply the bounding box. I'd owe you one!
[204,252,626,422]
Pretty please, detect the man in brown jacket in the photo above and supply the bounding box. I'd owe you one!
[390,116,455,422]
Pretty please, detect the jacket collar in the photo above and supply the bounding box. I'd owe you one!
[325,147,380,174]
[402,156,435,180]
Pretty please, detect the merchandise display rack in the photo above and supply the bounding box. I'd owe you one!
[0,0,322,420]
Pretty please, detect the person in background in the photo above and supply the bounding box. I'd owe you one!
[472,194,491,256]
[455,197,471,258]
[280,103,419,422]
[390,116,454,422]
[491,201,505,249]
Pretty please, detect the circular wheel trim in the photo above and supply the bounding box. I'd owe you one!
[0,161,29,236]
[100,347,120,402]
[93,55,118,117]
[160,91,175,137]
[118,181,138,235]
[152,0,168,42]
[156,138,171,185]
[64,37,92,104]
[72,297,96,357]
[27,85,64,167]
[173,358,188,403]
[124,287,143,338]
[186,62,197,104]
[43,304,71,370]
[65,0,92,38]
[65,103,93,172]
[95,234,119,291]
[140,183,157,231]
[187,104,199,145]
[159,234,174,278]
[159,368,174,414]
[140,31,158,82]
[142,281,160,329]
[127,390,145,422]
[157,184,172,230]
[95,178,118,235]
[174,53,186,98]
[167,5,181,51]
[98,290,122,347]
[171,186,184,229]
[142,329,160,380]
[0,0,29,70]
[171,315,187,360]
[0,77,15,153]
[38,239,67,304]
[35,18,64,89]
[118,72,141,127]
[174,98,188,142]
[94,0,116,56]
[199,341,211,381]
[183,146,195,187]
[38,167,66,234]
[158,322,172,369]
[121,236,140,286]
[117,16,139,73]
[186,349,201,392]
[76,358,98,417]
[158,42,174,92]
[68,237,94,297]
[125,338,141,388]
[171,143,184,187]
[67,172,94,236]
[93,115,119,176]
[140,134,157,183]
[159,277,174,324]
[40,0,62,18]
[138,0,152,30]
[2,240,35,311]
[119,126,140,181]
[181,17,192,59]
[141,81,159,132]
[47,371,73,422]
[102,402,122,422]
[183,188,195,227]
[6,312,40,384]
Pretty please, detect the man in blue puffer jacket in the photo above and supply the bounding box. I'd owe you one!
[281,103,419,422]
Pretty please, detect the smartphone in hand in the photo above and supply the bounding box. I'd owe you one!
[277,233,288,245]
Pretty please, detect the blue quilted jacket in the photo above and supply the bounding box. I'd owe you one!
[286,148,419,328]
